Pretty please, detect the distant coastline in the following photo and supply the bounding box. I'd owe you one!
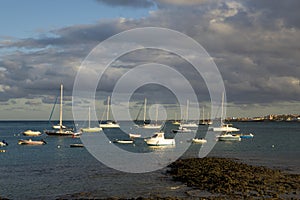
[226,114,300,122]
[2,114,300,123]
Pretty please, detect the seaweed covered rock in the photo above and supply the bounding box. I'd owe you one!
[167,157,300,198]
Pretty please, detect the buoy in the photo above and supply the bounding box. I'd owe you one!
[0,149,6,153]
[272,144,275,148]
[57,145,61,148]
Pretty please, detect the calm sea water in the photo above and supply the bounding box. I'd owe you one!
[0,121,299,199]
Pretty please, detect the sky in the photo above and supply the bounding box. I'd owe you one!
[0,0,300,120]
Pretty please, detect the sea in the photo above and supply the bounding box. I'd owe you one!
[0,121,299,199]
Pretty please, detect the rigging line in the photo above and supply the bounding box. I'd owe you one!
[135,103,144,122]
[48,94,59,125]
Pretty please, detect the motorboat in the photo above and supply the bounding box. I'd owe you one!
[0,140,8,146]
[18,139,47,145]
[145,131,175,146]
[22,130,42,136]
[217,133,241,141]
[192,138,207,144]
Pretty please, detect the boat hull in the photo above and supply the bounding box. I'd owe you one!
[114,140,133,144]
[70,143,84,148]
[180,123,198,128]
[240,133,254,138]
[81,127,102,132]
[22,130,42,136]
[18,139,46,145]
[145,139,175,146]
[99,122,120,128]
[44,130,74,136]
[141,124,161,129]
[192,138,207,144]
[217,134,241,141]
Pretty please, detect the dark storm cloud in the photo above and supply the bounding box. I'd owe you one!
[95,0,155,8]
[1,0,300,107]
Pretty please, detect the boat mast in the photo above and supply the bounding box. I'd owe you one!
[221,92,224,125]
[143,98,147,123]
[88,106,91,128]
[107,96,110,121]
[59,84,63,131]
[186,100,189,123]
[155,104,158,125]
[202,107,205,124]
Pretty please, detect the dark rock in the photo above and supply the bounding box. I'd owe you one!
[167,157,300,198]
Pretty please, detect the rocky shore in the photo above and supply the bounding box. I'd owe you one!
[54,157,300,200]
[167,157,300,199]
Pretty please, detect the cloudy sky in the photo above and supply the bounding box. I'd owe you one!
[0,0,300,120]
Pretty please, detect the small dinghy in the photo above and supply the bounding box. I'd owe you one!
[70,143,84,148]
[22,130,42,136]
[192,138,207,144]
[18,139,47,145]
[129,133,141,139]
[113,140,133,144]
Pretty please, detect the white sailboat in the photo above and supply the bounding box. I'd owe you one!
[81,107,102,132]
[180,100,198,128]
[44,84,74,136]
[209,92,239,135]
[172,112,181,125]
[141,99,161,129]
[99,96,120,128]
[199,107,212,125]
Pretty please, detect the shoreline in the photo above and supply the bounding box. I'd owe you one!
[53,157,300,199]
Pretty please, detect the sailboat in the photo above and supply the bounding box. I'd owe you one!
[141,98,161,129]
[172,112,181,125]
[199,107,213,125]
[180,100,198,128]
[48,94,67,130]
[209,92,239,132]
[81,107,102,132]
[44,84,74,136]
[99,96,120,128]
